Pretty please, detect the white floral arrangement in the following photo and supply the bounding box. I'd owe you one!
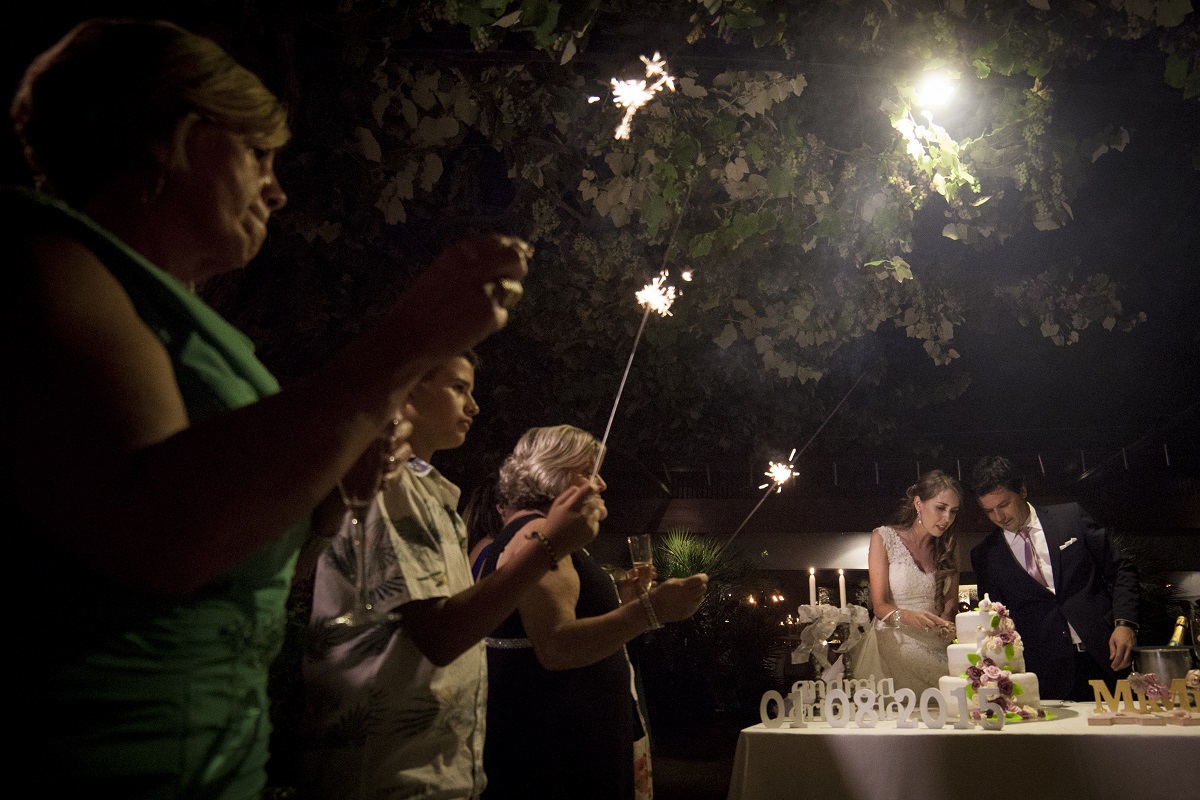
[795,603,870,626]
[791,604,870,669]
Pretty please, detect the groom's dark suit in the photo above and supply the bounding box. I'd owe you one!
[970,502,1139,699]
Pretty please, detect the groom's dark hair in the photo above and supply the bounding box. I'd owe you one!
[971,456,1025,498]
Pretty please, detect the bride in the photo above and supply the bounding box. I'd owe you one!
[854,470,962,694]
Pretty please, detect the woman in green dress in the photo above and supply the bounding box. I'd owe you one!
[5,18,528,799]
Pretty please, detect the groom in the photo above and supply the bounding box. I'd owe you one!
[969,456,1140,701]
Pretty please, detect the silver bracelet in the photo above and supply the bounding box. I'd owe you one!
[885,609,902,627]
[638,589,663,630]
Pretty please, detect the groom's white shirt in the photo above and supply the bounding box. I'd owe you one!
[1000,503,1082,645]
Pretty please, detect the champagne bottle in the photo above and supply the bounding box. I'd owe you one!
[1166,615,1188,647]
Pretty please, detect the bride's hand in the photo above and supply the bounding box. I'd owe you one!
[902,609,950,632]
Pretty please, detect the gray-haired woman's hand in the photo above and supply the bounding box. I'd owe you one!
[647,573,709,624]
[542,483,602,557]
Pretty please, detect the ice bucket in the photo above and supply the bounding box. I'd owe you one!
[1132,646,1195,682]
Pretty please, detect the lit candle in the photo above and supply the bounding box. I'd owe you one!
[838,569,847,608]
[809,568,817,606]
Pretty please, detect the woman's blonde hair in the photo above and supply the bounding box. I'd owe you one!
[11,18,289,206]
[498,425,602,511]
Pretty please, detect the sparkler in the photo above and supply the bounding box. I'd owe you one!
[588,55,680,478]
[718,450,799,556]
[591,269,681,480]
[609,52,675,140]
[760,457,800,494]
[718,373,867,553]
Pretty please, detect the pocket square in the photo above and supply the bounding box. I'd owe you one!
[1059,537,1078,550]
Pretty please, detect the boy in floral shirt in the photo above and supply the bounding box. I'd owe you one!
[302,354,601,799]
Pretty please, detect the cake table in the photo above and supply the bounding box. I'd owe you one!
[727,702,1199,800]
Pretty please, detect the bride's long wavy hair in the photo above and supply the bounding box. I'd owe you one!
[889,469,962,611]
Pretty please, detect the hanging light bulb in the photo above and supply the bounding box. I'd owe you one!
[914,72,955,109]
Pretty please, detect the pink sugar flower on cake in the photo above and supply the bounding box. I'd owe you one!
[1016,704,1043,720]
[963,656,1046,721]
[991,630,1018,645]
[982,628,1019,659]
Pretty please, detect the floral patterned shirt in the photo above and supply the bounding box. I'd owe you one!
[301,459,487,799]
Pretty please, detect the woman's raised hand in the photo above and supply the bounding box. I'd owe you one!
[541,482,602,556]
[393,234,532,362]
[648,573,709,624]
[339,415,413,503]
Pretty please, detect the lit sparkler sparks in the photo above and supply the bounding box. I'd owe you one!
[759,451,800,494]
[591,270,685,479]
[610,52,675,140]
[724,450,799,555]
[635,270,678,316]
[718,374,867,554]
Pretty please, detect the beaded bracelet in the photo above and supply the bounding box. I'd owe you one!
[885,609,902,627]
[638,589,663,630]
[526,530,559,570]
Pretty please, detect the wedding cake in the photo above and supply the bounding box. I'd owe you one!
[938,595,1045,720]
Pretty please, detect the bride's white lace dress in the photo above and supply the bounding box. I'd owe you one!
[853,526,949,694]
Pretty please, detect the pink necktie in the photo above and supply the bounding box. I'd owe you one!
[1018,527,1047,586]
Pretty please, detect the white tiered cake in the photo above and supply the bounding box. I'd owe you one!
[938,595,1044,720]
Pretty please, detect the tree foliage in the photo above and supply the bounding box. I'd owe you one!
[213,0,1197,470]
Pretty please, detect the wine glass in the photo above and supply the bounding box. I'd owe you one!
[326,424,404,628]
[627,534,654,592]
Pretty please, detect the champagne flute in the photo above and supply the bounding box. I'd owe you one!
[627,534,654,592]
[327,420,405,628]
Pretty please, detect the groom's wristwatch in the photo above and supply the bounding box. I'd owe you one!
[1114,619,1138,633]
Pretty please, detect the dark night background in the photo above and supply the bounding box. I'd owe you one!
[4,3,1196,536]
[4,1,1196,542]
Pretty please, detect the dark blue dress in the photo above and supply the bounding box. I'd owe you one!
[480,513,640,799]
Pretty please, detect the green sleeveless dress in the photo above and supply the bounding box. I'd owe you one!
[6,187,311,799]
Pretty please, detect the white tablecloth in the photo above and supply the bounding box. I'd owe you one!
[728,703,1199,800]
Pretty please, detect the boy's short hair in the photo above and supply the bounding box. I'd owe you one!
[420,347,480,383]
[421,350,479,381]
